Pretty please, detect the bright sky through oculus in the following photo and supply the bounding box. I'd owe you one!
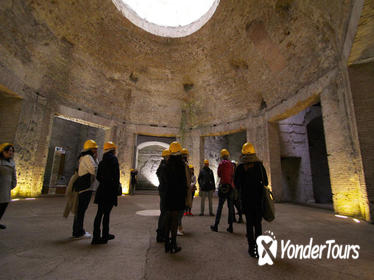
[119,0,216,27]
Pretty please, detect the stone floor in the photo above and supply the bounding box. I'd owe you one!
[0,195,373,280]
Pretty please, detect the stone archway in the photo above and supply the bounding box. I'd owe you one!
[135,141,169,190]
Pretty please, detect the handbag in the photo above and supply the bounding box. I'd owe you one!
[262,186,275,222]
[259,164,275,222]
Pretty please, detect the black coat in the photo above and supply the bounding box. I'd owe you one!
[198,166,215,191]
[234,158,268,218]
[156,159,167,194]
[160,156,187,211]
[94,151,119,206]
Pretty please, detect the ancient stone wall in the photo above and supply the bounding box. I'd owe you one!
[279,110,314,203]
[42,117,105,192]
[349,61,374,221]
[0,93,22,144]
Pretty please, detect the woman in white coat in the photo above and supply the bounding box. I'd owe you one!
[0,143,17,230]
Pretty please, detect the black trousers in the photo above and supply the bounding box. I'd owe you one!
[244,211,262,246]
[233,198,243,220]
[0,203,9,220]
[164,210,179,244]
[157,194,167,237]
[93,203,113,239]
[72,191,92,237]
[214,191,234,226]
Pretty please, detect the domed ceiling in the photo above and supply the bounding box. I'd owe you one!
[0,0,352,128]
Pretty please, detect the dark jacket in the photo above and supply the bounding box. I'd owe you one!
[161,155,187,211]
[234,154,268,217]
[94,151,119,206]
[198,166,215,191]
[156,159,168,194]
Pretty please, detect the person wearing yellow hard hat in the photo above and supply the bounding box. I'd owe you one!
[160,141,187,253]
[198,159,215,216]
[234,142,268,258]
[210,148,235,234]
[0,143,17,230]
[155,149,170,243]
[91,141,120,244]
[72,139,99,239]
[184,165,196,216]
[172,145,191,237]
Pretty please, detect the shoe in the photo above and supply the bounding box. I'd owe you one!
[91,237,107,245]
[170,241,182,254]
[184,212,188,216]
[233,218,238,223]
[177,230,184,236]
[210,225,218,232]
[103,234,115,241]
[238,217,244,224]
[209,213,215,217]
[248,245,259,259]
[73,232,91,239]
[226,225,233,233]
[188,212,193,216]
[199,213,204,216]
[0,224,6,229]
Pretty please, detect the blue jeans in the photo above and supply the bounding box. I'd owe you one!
[214,190,234,226]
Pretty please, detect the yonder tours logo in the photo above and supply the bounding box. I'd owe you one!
[256,231,360,266]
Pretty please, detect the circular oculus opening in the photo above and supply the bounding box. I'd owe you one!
[112,0,220,38]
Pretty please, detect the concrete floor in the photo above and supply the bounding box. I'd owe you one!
[0,195,373,280]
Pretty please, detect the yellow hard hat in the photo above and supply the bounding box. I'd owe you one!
[130,168,135,172]
[169,141,182,154]
[0,143,12,153]
[162,149,171,157]
[83,139,98,150]
[189,164,194,169]
[204,159,209,165]
[220,149,230,157]
[242,142,256,154]
[181,148,189,155]
[104,141,116,151]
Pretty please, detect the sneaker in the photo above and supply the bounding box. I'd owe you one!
[84,232,92,238]
[0,224,6,230]
[199,213,204,216]
[188,212,193,216]
[177,230,184,236]
[184,212,188,216]
[210,225,218,232]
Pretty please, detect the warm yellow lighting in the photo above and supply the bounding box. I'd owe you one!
[25,198,36,200]
[11,198,20,201]
[335,214,348,219]
[353,218,360,223]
